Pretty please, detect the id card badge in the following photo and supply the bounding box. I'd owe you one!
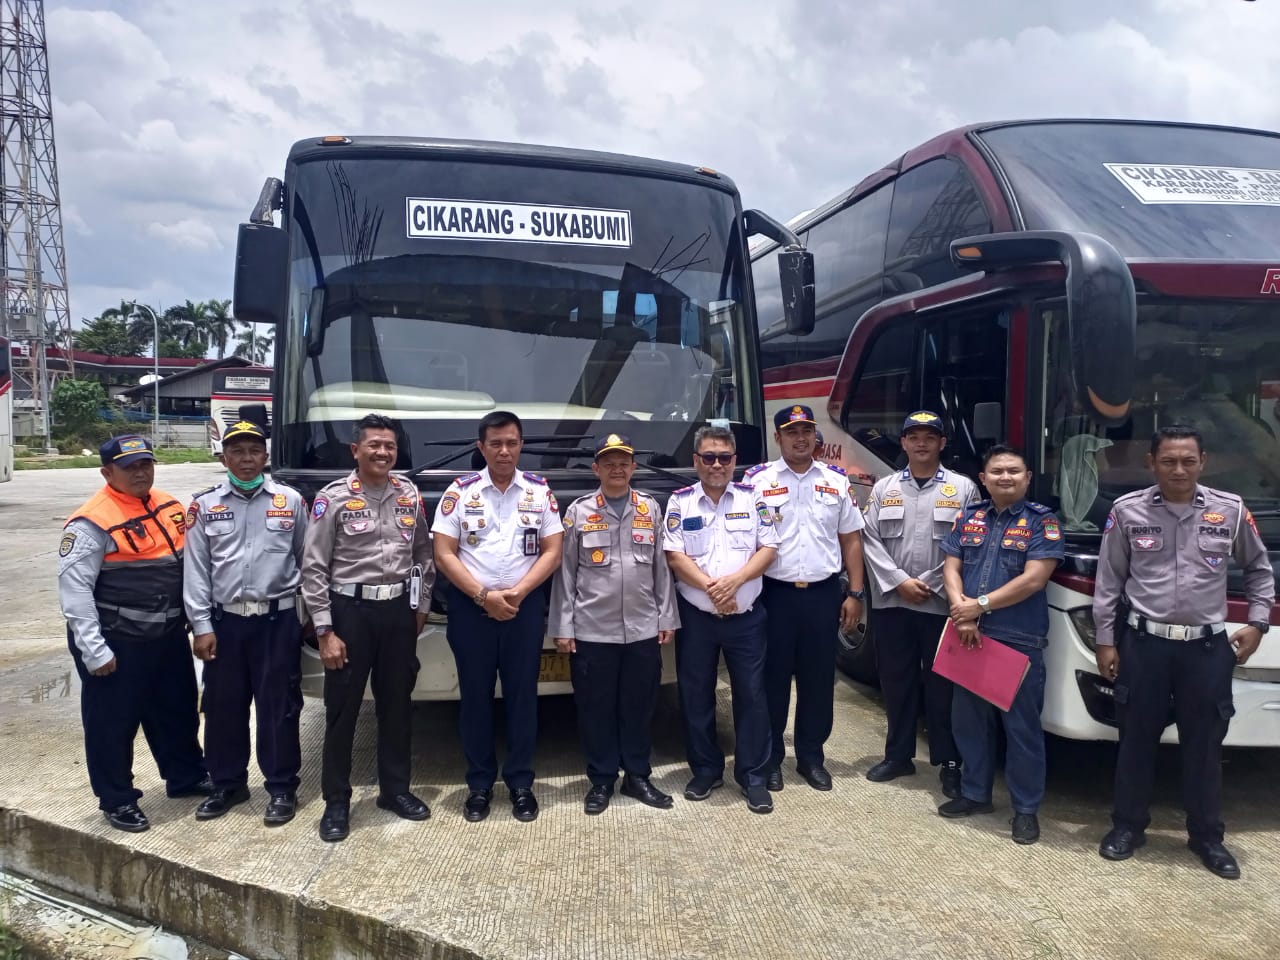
[523,528,540,556]
[409,564,423,609]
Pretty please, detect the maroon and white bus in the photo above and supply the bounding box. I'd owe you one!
[209,366,272,456]
[751,119,1280,745]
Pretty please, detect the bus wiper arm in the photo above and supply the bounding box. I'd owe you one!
[415,435,598,473]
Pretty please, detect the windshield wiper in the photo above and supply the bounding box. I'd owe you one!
[413,434,597,474]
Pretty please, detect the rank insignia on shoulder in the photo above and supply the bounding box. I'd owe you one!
[672,485,694,496]
[521,471,548,485]
[743,463,768,479]
[732,482,754,492]
[824,463,847,476]
[1025,502,1050,514]
[191,485,217,501]
[455,472,482,487]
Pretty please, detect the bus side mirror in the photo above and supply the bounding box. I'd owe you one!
[233,222,289,327]
[972,402,1002,441]
[778,248,815,335]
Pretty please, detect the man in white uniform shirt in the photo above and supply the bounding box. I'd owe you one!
[663,424,779,814]
[748,404,866,792]
[431,411,564,824]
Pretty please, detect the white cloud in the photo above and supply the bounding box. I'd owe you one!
[40,0,1280,325]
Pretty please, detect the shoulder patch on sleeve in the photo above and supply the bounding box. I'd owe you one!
[743,462,769,479]
[455,472,482,487]
[521,471,548,485]
[59,531,77,557]
[312,496,330,520]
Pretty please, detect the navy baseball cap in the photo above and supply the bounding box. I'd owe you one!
[100,434,155,467]
[222,420,268,444]
[774,404,817,430]
[901,410,945,436]
[594,433,635,458]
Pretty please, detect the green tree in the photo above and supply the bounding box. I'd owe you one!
[204,298,238,359]
[74,314,141,356]
[233,324,274,364]
[52,377,107,436]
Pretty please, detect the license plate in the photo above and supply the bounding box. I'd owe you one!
[538,651,572,683]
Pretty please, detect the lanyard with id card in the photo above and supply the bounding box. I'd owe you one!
[523,528,540,556]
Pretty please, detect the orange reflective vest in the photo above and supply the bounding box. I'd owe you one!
[66,484,186,636]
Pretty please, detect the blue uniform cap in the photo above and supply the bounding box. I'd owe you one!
[222,420,268,444]
[100,434,155,468]
[901,410,945,436]
[774,404,817,429]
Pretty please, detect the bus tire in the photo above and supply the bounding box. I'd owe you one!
[836,600,879,686]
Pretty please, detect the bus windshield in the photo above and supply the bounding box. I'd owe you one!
[977,121,1280,259]
[1041,298,1280,535]
[277,157,759,471]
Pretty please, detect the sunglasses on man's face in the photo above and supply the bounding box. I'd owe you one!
[696,452,735,466]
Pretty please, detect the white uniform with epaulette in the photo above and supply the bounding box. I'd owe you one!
[744,458,864,583]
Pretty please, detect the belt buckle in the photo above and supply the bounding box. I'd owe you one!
[1168,624,1189,641]
[371,585,390,601]
[794,581,809,589]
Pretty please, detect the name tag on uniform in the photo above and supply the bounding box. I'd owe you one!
[814,485,839,496]
[523,529,539,556]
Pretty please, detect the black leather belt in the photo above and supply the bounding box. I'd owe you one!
[764,574,839,590]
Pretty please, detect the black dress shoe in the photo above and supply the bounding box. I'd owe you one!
[939,761,962,800]
[937,796,995,818]
[583,783,613,815]
[168,773,216,798]
[195,785,250,821]
[318,801,350,842]
[263,792,297,827]
[104,802,149,833]
[1188,839,1241,879]
[620,774,673,809]
[463,789,492,823]
[797,763,833,791]
[376,792,431,821]
[1011,813,1040,845]
[765,768,784,792]
[865,759,916,782]
[683,774,724,801]
[511,788,539,822]
[741,784,773,814]
[1099,827,1146,861]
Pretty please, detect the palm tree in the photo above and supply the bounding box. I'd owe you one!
[233,324,274,365]
[204,298,238,359]
[164,299,210,355]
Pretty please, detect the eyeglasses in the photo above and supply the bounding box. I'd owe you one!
[696,452,735,466]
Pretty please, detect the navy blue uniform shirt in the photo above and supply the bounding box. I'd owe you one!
[939,499,1065,648]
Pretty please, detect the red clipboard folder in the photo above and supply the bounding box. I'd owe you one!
[932,619,1031,712]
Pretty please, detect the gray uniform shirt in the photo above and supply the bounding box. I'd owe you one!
[182,477,309,635]
[1093,484,1274,646]
[58,521,118,672]
[548,487,679,643]
[300,471,435,632]
[861,466,979,615]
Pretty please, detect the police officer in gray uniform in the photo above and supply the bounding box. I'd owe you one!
[301,413,435,842]
[183,419,308,826]
[550,433,679,814]
[1094,425,1273,879]
[862,411,977,797]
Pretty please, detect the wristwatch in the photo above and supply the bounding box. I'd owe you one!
[316,626,333,638]
[1248,620,1270,635]
[977,594,991,611]
[846,587,866,601]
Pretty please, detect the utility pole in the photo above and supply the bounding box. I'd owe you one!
[0,0,70,452]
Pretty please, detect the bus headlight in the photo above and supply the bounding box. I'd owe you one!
[1066,605,1097,650]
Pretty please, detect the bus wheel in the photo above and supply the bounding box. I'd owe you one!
[836,603,879,686]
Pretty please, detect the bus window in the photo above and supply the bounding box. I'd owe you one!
[839,319,921,466]
[884,158,992,295]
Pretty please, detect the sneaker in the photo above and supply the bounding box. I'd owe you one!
[1011,813,1040,845]
[683,774,724,801]
[741,784,774,814]
[937,796,995,818]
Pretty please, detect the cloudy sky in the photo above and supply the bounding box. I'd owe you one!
[45,0,1280,331]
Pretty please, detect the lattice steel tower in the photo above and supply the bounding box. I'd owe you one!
[0,0,69,443]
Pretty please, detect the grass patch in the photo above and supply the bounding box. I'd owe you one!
[16,448,216,470]
[0,925,20,960]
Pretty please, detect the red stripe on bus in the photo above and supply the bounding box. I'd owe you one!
[0,380,10,396]
[763,378,835,401]
[211,393,271,400]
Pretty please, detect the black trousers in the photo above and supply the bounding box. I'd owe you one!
[762,575,842,769]
[68,623,206,811]
[571,638,662,785]
[675,597,770,788]
[201,609,303,794]
[1111,625,1236,844]
[874,606,958,765]
[446,586,545,791]
[321,593,417,802]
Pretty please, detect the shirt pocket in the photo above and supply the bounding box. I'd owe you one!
[725,516,757,552]
[264,516,295,551]
[999,538,1028,572]
[933,506,960,540]
[683,527,712,557]
[1197,533,1231,564]
[631,527,656,562]
[203,519,236,539]
[877,504,906,538]
[580,530,612,568]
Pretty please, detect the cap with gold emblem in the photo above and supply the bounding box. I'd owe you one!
[99,434,155,467]
[901,410,945,436]
[221,420,268,444]
[594,433,635,458]
[774,404,816,429]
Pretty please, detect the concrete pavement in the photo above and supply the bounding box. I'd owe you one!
[0,464,1278,959]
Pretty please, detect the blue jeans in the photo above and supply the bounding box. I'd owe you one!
[951,642,1046,813]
